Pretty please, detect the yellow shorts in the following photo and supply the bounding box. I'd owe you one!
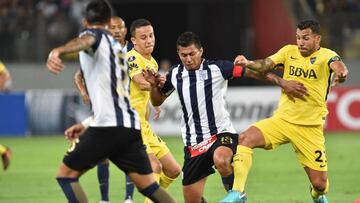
[252,116,328,171]
[141,121,169,159]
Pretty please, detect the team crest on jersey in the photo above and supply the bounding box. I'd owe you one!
[128,62,138,71]
[199,70,208,80]
[310,57,317,64]
[128,56,136,62]
[220,136,233,145]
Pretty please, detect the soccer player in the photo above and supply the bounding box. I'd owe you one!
[143,31,306,203]
[46,1,176,203]
[73,15,135,203]
[0,144,11,170]
[126,18,182,203]
[220,20,348,203]
[0,60,11,91]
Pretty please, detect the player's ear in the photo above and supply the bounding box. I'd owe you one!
[82,18,88,28]
[131,36,136,45]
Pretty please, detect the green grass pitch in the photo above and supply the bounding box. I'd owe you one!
[0,133,359,203]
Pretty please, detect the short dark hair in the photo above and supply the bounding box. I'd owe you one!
[85,0,112,25]
[176,32,202,50]
[297,20,320,34]
[130,19,152,37]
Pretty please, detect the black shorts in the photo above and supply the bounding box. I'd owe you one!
[182,133,238,185]
[63,126,152,175]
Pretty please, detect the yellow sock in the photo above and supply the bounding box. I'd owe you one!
[0,145,6,154]
[159,171,176,189]
[311,180,329,198]
[232,145,253,192]
[144,173,161,203]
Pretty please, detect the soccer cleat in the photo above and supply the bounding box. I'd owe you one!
[124,199,133,203]
[1,146,12,170]
[219,190,247,203]
[312,195,328,203]
[99,201,110,203]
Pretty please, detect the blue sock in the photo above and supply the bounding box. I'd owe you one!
[97,162,109,201]
[125,175,135,200]
[56,177,80,203]
[221,173,234,191]
[139,182,159,201]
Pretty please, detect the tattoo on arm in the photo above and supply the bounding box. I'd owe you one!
[265,72,283,87]
[57,35,96,56]
[248,58,275,73]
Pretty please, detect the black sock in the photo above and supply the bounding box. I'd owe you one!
[97,162,109,201]
[56,177,80,203]
[221,173,234,191]
[125,175,135,200]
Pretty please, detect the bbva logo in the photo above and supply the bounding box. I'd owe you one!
[289,65,317,79]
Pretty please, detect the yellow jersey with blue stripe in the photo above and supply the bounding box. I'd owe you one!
[269,45,340,125]
[0,61,6,73]
[126,49,158,123]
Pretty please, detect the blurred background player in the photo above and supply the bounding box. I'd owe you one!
[220,20,348,203]
[126,18,181,203]
[73,15,135,203]
[143,31,306,203]
[0,60,11,92]
[0,144,11,170]
[46,1,176,202]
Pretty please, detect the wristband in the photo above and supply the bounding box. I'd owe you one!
[81,116,93,128]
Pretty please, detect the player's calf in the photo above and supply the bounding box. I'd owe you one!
[139,182,176,203]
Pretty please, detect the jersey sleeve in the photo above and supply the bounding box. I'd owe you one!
[160,69,175,96]
[215,60,246,80]
[0,61,5,73]
[127,53,143,79]
[79,29,102,53]
[327,51,341,68]
[268,45,291,66]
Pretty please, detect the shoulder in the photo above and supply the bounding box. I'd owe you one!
[79,28,109,38]
[207,59,233,69]
[319,47,338,57]
[126,49,141,63]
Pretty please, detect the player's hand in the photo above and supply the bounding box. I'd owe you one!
[153,106,161,121]
[234,55,249,67]
[64,123,86,141]
[47,49,64,74]
[332,70,348,86]
[142,68,160,87]
[157,74,167,88]
[281,80,308,102]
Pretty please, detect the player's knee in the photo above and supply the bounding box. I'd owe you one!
[214,157,232,176]
[164,164,181,178]
[312,177,328,193]
[238,132,254,148]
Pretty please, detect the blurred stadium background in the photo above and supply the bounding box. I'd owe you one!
[0,0,359,202]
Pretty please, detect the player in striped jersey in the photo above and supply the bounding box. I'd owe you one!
[46,1,175,203]
[220,20,348,203]
[143,32,305,203]
[72,15,136,203]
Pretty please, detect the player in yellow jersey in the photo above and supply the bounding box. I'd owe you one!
[220,20,348,203]
[0,60,11,91]
[0,144,11,170]
[126,19,181,203]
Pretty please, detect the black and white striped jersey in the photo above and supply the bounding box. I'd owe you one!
[79,28,140,129]
[162,59,245,146]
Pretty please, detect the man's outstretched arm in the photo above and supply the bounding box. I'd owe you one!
[47,35,96,74]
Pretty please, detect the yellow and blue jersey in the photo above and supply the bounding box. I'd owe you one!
[269,45,340,125]
[126,49,158,123]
